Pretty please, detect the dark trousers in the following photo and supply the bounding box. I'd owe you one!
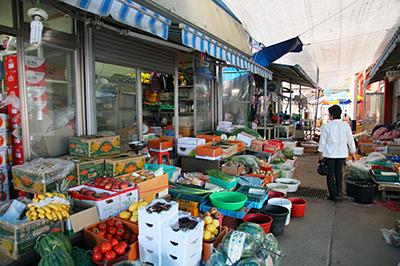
[325,158,346,200]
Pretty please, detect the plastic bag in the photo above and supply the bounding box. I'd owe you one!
[346,159,371,180]
[258,233,283,266]
[381,228,400,247]
[366,152,386,163]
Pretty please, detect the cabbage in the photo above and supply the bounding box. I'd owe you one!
[236,222,266,244]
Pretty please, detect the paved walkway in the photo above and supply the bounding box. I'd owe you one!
[279,154,400,266]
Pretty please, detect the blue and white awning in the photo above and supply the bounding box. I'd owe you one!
[60,0,171,40]
[180,23,272,79]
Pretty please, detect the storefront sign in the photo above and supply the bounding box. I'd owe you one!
[386,70,400,82]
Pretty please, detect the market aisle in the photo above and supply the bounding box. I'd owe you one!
[280,154,400,266]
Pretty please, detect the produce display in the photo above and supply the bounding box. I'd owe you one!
[175,172,209,187]
[201,208,222,241]
[88,177,131,190]
[35,232,74,266]
[117,169,157,183]
[91,239,129,264]
[207,169,235,182]
[70,187,112,200]
[27,193,70,221]
[228,155,261,172]
[90,219,137,243]
[118,200,149,223]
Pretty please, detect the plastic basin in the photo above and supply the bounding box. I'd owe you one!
[268,191,286,199]
[209,192,248,211]
[145,164,176,180]
[209,176,238,190]
[268,198,292,225]
[243,213,273,233]
[288,197,307,218]
[266,183,289,195]
[275,178,301,192]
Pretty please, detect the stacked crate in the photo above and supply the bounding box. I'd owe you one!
[0,114,9,201]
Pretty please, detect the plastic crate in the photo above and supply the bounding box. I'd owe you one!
[169,184,210,203]
[145,164,178,180]
[199,200,248,219]
[208,175,238,190]
[370,169,400,183]
[236,185,268,209]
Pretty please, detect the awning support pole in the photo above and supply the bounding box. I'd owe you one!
[289,82,292,115]
[264,77,268,139]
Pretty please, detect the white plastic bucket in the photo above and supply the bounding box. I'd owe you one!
[266,183,289,196]
[276,178,301,192]
[268,198,292,225]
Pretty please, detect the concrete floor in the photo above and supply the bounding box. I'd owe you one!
[279,154,400,266]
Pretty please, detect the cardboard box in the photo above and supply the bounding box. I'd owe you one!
[220,144,237,159]
[61,156,104,185]
[12,158,75,194]
[202,226,228,262]
[359,143,374,155]
[104,154,145,177]
[388,144,400,155]
[195,145,222,160]
[69,185,120,220]
[148,139,173,152]
[84,217,139,260]
[179,126,194,137]
[46,63,66,81]
[31,126,74,158]
[251,139,265,151]
[66,200,99,234]
[179,117,194,127]
[0,200,63,259]
[69,134,120,158]
[195,134,221,143]
[117,173,169,202]
[177,137,206,156]
[221,162,246,176]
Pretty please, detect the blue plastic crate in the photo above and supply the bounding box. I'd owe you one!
[246,195,268,209]
[199,200,248,219]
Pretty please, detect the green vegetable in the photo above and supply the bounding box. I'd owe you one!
[71,247,94,266]
[207,170,235,182]
[170,184,222,195]
[38,249,74,266]
[232,128,262,139]
[237,222,266,243]
[229,155,261,172]
[282,147,294,159]
[35,232,72,257]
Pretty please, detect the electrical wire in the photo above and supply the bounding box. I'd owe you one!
[299,0,363,36]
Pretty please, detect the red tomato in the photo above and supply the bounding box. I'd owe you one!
[116,228,125,236]
[113,244,126,256]
[114,220,124,229]
[97,231,106,238]
[107,226,117,235]
[106,219,115,227]
[109,238,119,246]
[119,241,128,249]
[97,222,107,231]
[100,242,112,254]
[123,232,131,241]
[105,233,113,240]
[92,228,100,234]
[93,246,100,253]
[104,250,116,261]
[92,251,103,262]
[115,235,122,242]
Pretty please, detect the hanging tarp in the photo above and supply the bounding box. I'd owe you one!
[253,37,303,67]
[180,23,273,79]
[60,0,171,40]
[321,92,351,105]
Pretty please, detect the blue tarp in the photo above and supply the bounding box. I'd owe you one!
[253,36,303,67]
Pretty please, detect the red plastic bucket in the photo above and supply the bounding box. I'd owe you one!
[268,191,285,199]
[289,197,307,218]
[243,213,273,233]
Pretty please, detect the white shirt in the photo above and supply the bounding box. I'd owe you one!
[318,119,356,158]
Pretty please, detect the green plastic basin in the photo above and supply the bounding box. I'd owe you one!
[209,192,248,211]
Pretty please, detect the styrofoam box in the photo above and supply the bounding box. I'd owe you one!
[89,184,139,211]
[162,213,203,266]
[195,155,222,161]
[237,132,255,147]
[0,149,7,167]
[139,237,162,266]
[138,199,179,237]
[177,138,206,156]
[283,141,297,149]
[69,185,120,220]
[293,147,304,155]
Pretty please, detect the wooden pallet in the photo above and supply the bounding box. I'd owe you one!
[378,183,400,201]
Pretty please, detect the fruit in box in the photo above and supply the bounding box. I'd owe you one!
[27,193,71,222]
[202,208,222,241]
[118,200,148,223]
[89,177,131,190]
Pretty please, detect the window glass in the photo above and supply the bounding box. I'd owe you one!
[25,43,76,158]
[195,59,214,133]
[95,62,137,150]
[23,0,74,34]
[0,0,13,28]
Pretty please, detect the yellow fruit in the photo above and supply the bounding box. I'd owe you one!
[214,229,219,236]
[128,202,139,212]
[212,219,220,228]
[37,208,45,215]
[205,224,217,234]
[42,206,52,214]
[118,211,131,220]
[47,204,60,212]
[45,193,53,198]
[38,213,45,219]
[29,207,36,212]
[130,214,138,223]
[139,201,148,207]
[210,207,218,215]
[203,230,212,240]
[45,212,53,220]
[55,212,63,221]
[204,216,213,225]
[37,194,45,200]
[204,212,211,217]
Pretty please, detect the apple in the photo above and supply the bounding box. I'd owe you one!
[86,190,95,196]
[104,183,112,190]
[111,185,120,190]
[79,188,88,194]
[120,182,129,189]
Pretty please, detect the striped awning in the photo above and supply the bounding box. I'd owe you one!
[180,23,272,79]
[60,0,171,40]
